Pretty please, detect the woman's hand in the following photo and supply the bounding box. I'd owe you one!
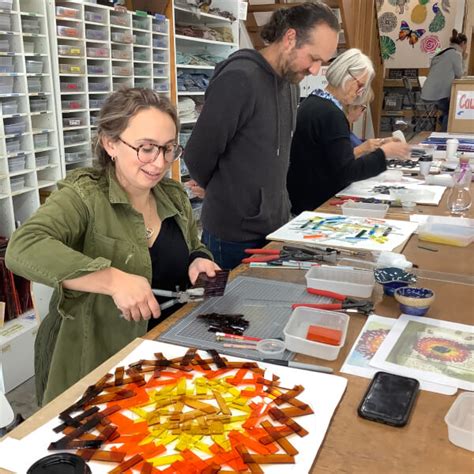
[185,179,206,199]
[381,141,411,160]
[188,258,221,285]
[109,269,161,322]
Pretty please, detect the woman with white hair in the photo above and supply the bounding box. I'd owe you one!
[287,48,410,214]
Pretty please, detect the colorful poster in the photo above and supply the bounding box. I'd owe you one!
[371,314,474,391]
[455,91,474,120]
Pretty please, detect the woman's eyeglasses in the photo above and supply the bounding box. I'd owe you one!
[118,137,183,164]
[348,71,367,96]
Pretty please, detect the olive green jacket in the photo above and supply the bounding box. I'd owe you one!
[5,167,211,405]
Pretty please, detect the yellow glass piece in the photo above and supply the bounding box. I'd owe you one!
[211,434,231,451]
[229,402,251,413]
[175,433,195,451]
[212,390,231,416]
[177,378,187,395]
[194,441,212,455]
[150,454,183,467]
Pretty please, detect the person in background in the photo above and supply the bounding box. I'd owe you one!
[421,29,468,132]
[287,48,411,214]
[5,88,218,406]
[184,2,340,269]
[346,89,399,158]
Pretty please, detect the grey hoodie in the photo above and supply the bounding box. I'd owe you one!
[184,49,299,241]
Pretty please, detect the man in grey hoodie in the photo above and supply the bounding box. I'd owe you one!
[184,2,339,269]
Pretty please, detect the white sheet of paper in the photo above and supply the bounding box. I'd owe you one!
[267,211,418,252]
[0,340,348,474]
[370,315,474,392]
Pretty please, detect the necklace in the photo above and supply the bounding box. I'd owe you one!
[145,196,155,240]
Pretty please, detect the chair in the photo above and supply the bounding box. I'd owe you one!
[402,76,438,134]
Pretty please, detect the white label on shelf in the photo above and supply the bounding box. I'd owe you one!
[455,90,474,120]
[239,1,248,21]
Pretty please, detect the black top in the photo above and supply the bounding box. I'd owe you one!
[287,95,387,214]
[148,217,207,329]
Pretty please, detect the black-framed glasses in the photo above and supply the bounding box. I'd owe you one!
[348,71,367,95]
[118,137,183,163]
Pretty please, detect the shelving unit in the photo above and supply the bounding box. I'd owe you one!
[0,0,62,239]
[47,0,171,175]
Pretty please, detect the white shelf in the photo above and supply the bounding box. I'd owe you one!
[178,91,205,96]
[174,6,232,23]
[177,64,215,70]
[37,180,56,188]
[174,34,237,47]
[11,186,36,197]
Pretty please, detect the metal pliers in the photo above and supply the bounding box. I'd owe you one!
[152,287,205,310]
[242,245,337,264]
[292,288,374,316]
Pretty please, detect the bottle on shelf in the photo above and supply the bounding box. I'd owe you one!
[447,155,472,215]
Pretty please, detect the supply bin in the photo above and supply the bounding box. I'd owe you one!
[8,155,26,172]
[29,97,48,112]
[33,132,48,149]
[10,175,26,192]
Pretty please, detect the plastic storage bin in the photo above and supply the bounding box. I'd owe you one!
[445,392,474,451]
[88,81,109,92]
[4,119,26,135]
[10,176,26,192]
[0,56,13,73]
[23,41,34,54]
[6,137,20,153]
[134,35,148,46]
[153,20,167,33]
[153,51,167,62]
[133,18,148,29]
[341,201,389,218]
[133,50,148,61]
[112,65,131,76]
[64,131,85,145]
[134,66,149,76]
[0,13,12,31]
[8,155,26,172]
[153,65,167,76]
[111,32,133,44]
[58,45,82,56]
[57,25,80,38]
[284,307,349,361]
[65,150,88,163]
[112,49,131,60]
[89,98,105,109]
[1,98,18,114]
[87,46,109,58]
[59,63,83,74]
[62,116,83,127]
[22,18,41,34]
[85,11,106,23]
[35,155,49,167]
[61,99,83,110]
[56,6,80,19]
[153,37,167,48]
[33,132,48,149]
[0,0,13,11]
[27,77,41,93]
[26,60,43,74]
[30,97,48,112]
[86,29,106,41]
[88,64,106,75]
[110,14,128,27]
[0,38,11,52]
[60,80,83,92]
[305,265,375,299]
[0,76,14,94]
[418,216,474,247]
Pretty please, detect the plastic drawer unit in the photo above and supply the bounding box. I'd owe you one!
[8,155,26,172]
[10,176,26,192]
[35,155,50,167]
[86,29,107,41]
[57,25,81,38]
[87,46,109,58]
[4,119,26,135]
[61,99,84,110]
[6,137,21,154]
[1,98,18,114]
[85,11,106,23]
[88,81,109,92]
[22,18,41,34]
[63,131,86,145]
[33,132,48,149]
[27,77,42,93]
[59,63,83,74]
[56,6,80,19]
[26,60,43,74]
[58,45,82,56]
[0,57,14,73]
[0,77,14,94]
[112,49,131,60]
[62,116,83,127]
[60,80,83,92]
[65,150,88,163]
[29,97,48,112]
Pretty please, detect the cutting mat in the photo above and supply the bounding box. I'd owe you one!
[157,276,330,361]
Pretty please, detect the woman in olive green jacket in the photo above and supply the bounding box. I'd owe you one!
[5,88,218,405]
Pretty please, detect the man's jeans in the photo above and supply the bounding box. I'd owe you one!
[202,229,268,270]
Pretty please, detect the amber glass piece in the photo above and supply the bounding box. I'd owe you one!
[55,406,100,432]
[88,389,135,405]
[260,421,298,456]
[114,366,125,386]
[77,449,126,463]
[206,349,227,368]
[212,390,232,416]
[268,407,308,437]
[234,445,263,474]
[279,405,314,417]
[108,453,143,473]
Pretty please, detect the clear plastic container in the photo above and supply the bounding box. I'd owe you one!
[85,11,106,24]
[111,32,132,44]
[87,64,106,75]
[0,38,10,52]
[284,307,349,361]
[89,98,105,109]
[0,13,11,31]
[0,0,13,11]
[134,66,150,76]
[153,37,167,48]
[29,97,48,112]
[56,6,80,19]
[61,99,83,110]
[86,29,106,41]
[87,46,109,58]
[25,60,43,74]
[65,150,88,162]
[152,19,167,33]
[8,155,26,172]
[27,76,41,93]
[134,50,148,61]
[153,51,166,62]
[64,131,85,145]
[418,216,474,247]
[341,201,389,219]
[256,339,286,358]
[10,175,25,192]
[445,392,474,451]
[58,45,82,56]
[88,81,109,92]
[153,65,167,76]
[112,49,131,60]
[133,18,148,30]
[23,41,34,54]
[22,18,41,34]
[35,155,49,167]
[154,80,168,92]
[0,76,14,94]
[110,14,128,27]
[4,119,26,134]
[134,35,148,46]
[1,98,18,114]
[59,63,83,74]
[6,137,20,153]
[112,65,131,76]
[57,25,80,38]
[0,56,13,73]
[305,265,375,299]
[62,116,83,127]
[33,132,48,149]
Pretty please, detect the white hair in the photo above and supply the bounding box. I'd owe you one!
[326,48,375,90]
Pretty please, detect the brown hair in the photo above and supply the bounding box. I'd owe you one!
[260,1,339,47]
[93,87,179,171]
[450,29,467,45]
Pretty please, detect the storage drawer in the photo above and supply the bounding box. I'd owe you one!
[57,25,81,38]
[10,175,26,192]
[60,80,83,92]
[33,132,48,149]
[0,56,13,73]
[4,119,26,135]
[111,32,133,44]
[133,18,148,29]
[112,49,131,60]
[58,45,82,56]
[1,98,18,114]
[0,38,10,53]
[88,81,109,92]
[61,99,84,110]
[27,77,41,93]
[88,64,107,75]
[85,11,106,23]
[35,155,49,167]
[153,37,167,48]
[86,29,107,41]
[0,76,14,94]
[30,97,48,112]
[112,66,131,76]
[89,98,105,109]
[59,63,83,74]
[0,13,12,32]
[56,6,80,19]
[153,51,167,62]
[0,0,13,11]
[110,14,128,27]
[87,46,109,58]
[22,18,41,34]
[6,137,21,154]
[64,131,86,145]
[153,20,167,33]
[65,150,88,163]
[153,65,167,77]
[62,116,83,127]
[26,60,43,74]
[134,66,150,76]
[8,155,26,172]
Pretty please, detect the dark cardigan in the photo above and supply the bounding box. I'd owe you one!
[287,95,387,214]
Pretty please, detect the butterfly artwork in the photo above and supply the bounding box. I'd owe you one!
[398,20,425,47]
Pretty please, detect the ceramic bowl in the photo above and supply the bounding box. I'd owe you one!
[394,287,435,316]
[374,267,417,296]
